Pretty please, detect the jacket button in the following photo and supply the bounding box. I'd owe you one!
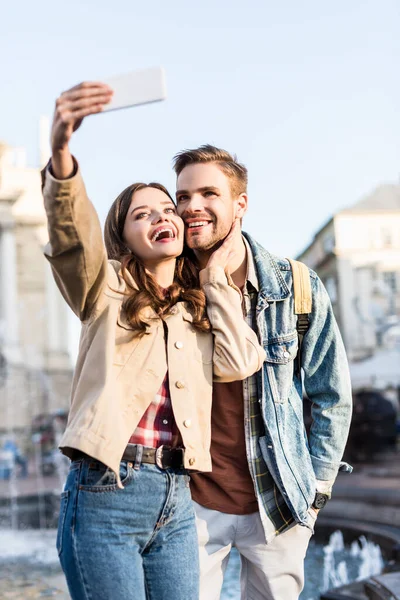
[283,351,290,358]
[183,419,192,428]
[189,458,195,466]
[175,341,183,349]
[175,380,185,389]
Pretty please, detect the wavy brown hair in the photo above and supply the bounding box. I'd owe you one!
[104,182,210,336]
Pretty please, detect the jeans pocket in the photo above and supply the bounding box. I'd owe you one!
[56,491,70,556]
[79,460,133,492]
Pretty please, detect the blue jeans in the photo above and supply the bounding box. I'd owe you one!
[57,456,199,599]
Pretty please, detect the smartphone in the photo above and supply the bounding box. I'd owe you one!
[101,67,167,112]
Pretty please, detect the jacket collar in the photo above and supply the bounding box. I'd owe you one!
[242,232,290,303]
[243,237,259,292]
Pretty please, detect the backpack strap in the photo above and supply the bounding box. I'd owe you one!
[287,259,312,375]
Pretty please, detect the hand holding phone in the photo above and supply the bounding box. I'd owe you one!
[51,82,113,151]
[50,67,167,178]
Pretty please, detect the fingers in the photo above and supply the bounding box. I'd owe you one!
[58,86,113,105]
[227,217,240,237]
[60,81,113,97]
[54,104,106,126]
[220,218,240,248]
[55,82,113,117]
[70,104,106,121]
[58,89,113,104]
[60,94,113,114]
[227,249,236,263]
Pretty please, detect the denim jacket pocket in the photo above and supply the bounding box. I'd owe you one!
[264,332,298,364]
[264,332,298,403]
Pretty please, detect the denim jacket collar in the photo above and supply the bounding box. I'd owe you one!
[242,232,291,304]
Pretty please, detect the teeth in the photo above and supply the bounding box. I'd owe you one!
[188,221,209,228]
[152,228,175,241]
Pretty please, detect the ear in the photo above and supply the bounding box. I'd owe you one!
[235,193,248,219]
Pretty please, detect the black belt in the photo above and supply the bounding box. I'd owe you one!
[71,444,185,470]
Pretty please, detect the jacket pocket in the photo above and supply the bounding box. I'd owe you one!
[264,332,298,403]
[113,315,142,366]
[56,490,69,556]
[264,332,298,364]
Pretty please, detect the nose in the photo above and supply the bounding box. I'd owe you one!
[185,194,204,213]
[152,211,170,225]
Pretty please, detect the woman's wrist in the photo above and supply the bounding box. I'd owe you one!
[51,146,75,180]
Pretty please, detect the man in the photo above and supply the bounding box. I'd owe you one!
[173,145,353,600]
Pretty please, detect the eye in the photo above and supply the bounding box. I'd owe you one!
[165,207,176,214]
[135,212,149,220]
[176,195,189,203]
[204,190,217,197]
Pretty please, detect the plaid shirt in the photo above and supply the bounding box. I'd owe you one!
[129,373,179,448]
[243,239,294,541]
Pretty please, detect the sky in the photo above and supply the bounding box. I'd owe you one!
[1,0,399,356]
[2,0,399,255]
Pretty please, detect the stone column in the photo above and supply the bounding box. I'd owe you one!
[0,220,20,363]
[45,260,71,370]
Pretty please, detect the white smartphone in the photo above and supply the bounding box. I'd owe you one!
[101,67,167,112]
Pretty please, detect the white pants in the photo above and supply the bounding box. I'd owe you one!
[194,502,315,600]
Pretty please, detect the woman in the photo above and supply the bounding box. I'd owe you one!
[43,82,265,600]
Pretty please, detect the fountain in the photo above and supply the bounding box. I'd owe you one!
[0,357,67,530]
[320,531,384,593]
[219,529,394,600]
[0,359,70,597]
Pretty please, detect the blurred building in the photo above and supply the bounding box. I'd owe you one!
[0,121,72,433]
[297,182,400,362]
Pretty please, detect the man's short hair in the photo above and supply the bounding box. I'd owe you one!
[173,144,248,196]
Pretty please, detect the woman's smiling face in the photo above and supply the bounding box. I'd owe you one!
[123,186,184,265]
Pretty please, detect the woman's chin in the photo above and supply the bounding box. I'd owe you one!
[152,247,182,261]
[155,241,183,257]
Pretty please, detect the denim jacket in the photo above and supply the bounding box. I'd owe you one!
[244,232,353,526]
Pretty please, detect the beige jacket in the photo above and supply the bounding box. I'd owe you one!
[42,167,265,485]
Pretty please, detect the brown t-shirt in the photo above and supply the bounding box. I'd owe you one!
[190,380,258,515]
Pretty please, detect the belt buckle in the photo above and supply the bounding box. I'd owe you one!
[175,447,185,469]
[155,445,166,469]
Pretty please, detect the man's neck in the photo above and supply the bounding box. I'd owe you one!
[194,236,247,289]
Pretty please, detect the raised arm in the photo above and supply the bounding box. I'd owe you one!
[42,83,114,321]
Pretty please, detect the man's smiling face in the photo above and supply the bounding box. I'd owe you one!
[176,163,246,251]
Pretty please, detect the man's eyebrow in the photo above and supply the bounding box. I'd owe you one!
[175,186,220,197]
[130,201,173,215]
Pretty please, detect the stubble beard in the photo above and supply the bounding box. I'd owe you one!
[186,221,230,252]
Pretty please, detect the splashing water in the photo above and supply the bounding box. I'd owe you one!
[356,535,384,581]
[321,530,384,592]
